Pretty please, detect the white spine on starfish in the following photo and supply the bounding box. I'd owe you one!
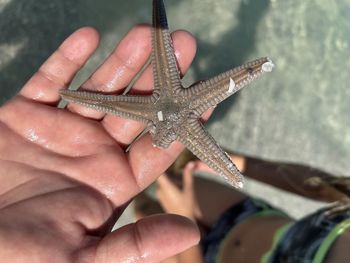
[262,58,275,72]
[236,181,244,189]
[157,111,164,121]
[227,78,236,94]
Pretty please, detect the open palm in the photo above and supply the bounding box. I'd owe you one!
[0,26,199,263]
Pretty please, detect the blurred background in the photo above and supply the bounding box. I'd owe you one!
[1,0,349,224]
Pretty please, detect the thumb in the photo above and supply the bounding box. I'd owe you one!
[75,214,200,263]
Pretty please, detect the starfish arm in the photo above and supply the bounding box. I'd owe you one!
[59,90,154,123]
[185,57,274,116]
[152,0,182,95]
[151,131,175,149]
[176,119,243,188]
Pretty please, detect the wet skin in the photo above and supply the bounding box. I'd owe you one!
[60,0,274,188]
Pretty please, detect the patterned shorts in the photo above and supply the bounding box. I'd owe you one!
[202,198,350,263]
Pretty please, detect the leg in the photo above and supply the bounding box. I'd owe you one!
[168,149,248,227]
[192,175,247,228]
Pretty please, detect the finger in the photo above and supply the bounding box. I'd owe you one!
[132,30,196,91]
[20,27,99,105]
[101,30,197,146]
[67,24,152,118]
[201,108,214,122]
[156,174,181,205]
[76,214,200,263]
[157,174,178,192]
[128,134,185,190]
[0,96,117,159]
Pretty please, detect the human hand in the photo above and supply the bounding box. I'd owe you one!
[0,26,199,262]
[157,162,198,222]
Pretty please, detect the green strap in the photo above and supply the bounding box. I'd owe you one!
[260,223,292,263]
[313,218,350,263]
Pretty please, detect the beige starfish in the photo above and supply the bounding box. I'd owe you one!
[60,0,274,188]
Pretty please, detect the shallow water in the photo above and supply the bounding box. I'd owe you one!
[1,0,349,217]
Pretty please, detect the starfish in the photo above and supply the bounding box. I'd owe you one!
[60,0,274,188]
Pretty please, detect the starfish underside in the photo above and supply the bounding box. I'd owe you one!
[60,0,274,188]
